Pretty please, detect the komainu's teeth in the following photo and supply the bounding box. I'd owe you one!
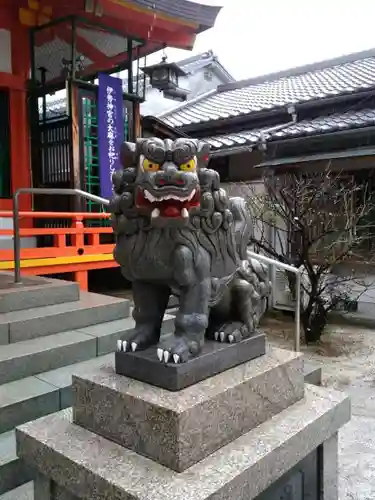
[122,340,128,352]
[163,351,170,363]
[173,354,180,364]
[157,348,163,362]
[131,342,137,352]
[151,208,160,218]
[144,190,156,202]
[181,208,189,218]
[188,189,196,201]
[117,340,122,351]
[219,331,225,342]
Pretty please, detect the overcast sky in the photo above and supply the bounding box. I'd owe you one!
[148,0,375,80]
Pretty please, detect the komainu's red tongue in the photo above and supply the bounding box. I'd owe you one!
[163,206,181,218]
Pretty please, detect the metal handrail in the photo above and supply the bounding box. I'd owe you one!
[12,188,110,284]
[247,250,302,352]
[11,188,301,352]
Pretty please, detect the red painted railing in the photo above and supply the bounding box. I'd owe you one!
[0,211,116,289]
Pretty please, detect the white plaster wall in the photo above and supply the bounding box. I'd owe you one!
[0,217,36,250]
[0,29,12,73]
[140,69,223,116]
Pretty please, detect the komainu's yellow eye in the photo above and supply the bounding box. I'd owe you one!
[179,159,196,171]
[143,158,160,172]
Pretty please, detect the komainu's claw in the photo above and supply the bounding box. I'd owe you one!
[212,322,247,344]
[173,354,180,364]
[119,325,161,355]
[157,335,199,364]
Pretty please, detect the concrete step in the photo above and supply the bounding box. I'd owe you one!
[0,482,33,500]
[0,358,109,495]
[0,376,61,434]
[0,315,174,493]
[0,317,138,385]
[0,408,72,498]
[0,431,34,495]
[0,410,72,499]
[0,292,130,344]
[0,274,80,314]
[0,352,115,435]
[0,314,176,496]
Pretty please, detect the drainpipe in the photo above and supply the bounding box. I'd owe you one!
[257,105,298,152]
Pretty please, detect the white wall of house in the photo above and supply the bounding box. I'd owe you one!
[141,68,224,116]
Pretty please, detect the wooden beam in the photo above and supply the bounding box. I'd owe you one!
[132,101,141,140]
[99,5,197,49]
[81,41,158,78]
[48,5,197,49]
[55,24,108,66]
[68,81,82,211]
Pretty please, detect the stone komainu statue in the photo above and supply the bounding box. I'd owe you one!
[110,137,270,364]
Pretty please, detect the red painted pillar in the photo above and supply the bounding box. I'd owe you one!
[9,18,31,212]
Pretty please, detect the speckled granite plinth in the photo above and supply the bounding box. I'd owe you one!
[73,347,304,471]
[115,332,266,391]
[16,384,350,500]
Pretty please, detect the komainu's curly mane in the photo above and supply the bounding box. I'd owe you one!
[110,166,241,277]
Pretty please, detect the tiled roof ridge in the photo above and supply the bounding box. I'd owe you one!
[177,50,215,68]
[218,47,375,93]
[177,50,234,81]
[203,105,375,152]
[157,88,218,118]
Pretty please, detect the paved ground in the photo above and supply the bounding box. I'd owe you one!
[263,316,375,500]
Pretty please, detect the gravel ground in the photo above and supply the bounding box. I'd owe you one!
[262,315,375,500]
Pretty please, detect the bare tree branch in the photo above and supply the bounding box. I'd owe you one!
[243,165,375,342]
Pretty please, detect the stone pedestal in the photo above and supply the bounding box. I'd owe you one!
[15,346,350,500]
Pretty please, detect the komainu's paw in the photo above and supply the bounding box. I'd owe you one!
[156,335,202,364]
[116,326,159,353]
[212,321,248,344]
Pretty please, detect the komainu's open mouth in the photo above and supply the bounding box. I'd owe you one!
[135,188,200,218]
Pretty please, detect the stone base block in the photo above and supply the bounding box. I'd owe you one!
[115,332,266,391]
[72,347,304,471]
[16,384,350,500]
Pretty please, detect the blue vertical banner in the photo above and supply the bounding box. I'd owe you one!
[98,73,124,199]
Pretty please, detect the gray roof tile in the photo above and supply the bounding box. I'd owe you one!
[204,107,375,151]
[129,0,221,28]
[162,50,375,128]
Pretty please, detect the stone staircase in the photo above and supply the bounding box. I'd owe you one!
[0,272,153,497]
[0,272,322,500]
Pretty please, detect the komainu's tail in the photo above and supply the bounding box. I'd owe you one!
[228,196,252,260]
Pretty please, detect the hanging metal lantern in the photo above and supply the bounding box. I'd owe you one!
[141,56,187,92]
